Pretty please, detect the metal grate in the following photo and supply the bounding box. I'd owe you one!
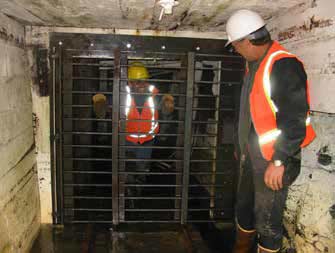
[51,35,244,226]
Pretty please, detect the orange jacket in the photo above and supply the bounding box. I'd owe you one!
[250,41,316,161]
[125,85,159,144]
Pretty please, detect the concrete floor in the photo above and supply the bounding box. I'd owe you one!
[31,223,233,253]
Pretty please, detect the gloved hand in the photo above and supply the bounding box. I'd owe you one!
[162,94,174,114]
[92,93,107,119]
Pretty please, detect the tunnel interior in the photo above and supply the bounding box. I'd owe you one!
[49,33,244,247]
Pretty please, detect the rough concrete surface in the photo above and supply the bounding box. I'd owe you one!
[0,13,40,253]
[1,0,306,31]
[269,1,335,251]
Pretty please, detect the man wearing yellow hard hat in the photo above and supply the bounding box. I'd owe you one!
[125,62,174,203]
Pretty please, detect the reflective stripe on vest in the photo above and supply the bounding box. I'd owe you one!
[258,50,313,147]
[259,116,311,146]
[125,85,158,139]
[250,41,316,160]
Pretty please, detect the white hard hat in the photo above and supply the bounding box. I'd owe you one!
[225,9,265,47]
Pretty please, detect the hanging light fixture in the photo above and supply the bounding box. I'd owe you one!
[158,0,179,21]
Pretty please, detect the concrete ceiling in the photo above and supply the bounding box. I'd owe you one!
[0,0,309,31]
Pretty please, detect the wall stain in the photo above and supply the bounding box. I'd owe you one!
[0,26,25,48]
[278,16,333,41]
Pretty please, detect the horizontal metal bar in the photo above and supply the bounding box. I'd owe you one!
[73,77,114,81]
[69,220,180,224]
[67,158,113,161]
[64,183,112,187]
[119,91,186,97]
[65,208,113,212]
[63,104,113,109]
[122,50,187,56]
[125,184,180,187]
[192,108,218,111]
[62,131,113,135]
[194,94,218,98]
[119,106,186,111]
[118,159,216,162]
[62,90,113,95]
[192,134,217,137]
[69,220,234,224]
[188,219,233,223]
[120,220,180,223]
[123,196,181,200]
[124,209,179,212]
[64,196,180,200]
[63,118,113,122]
[64,144,113,149]
[63,144,184,150]
[192,120,218,124]
[118,119,183,123]
[120,78,185,83]
[72,63,114,67]
[119,105,186,110]
[120,145,184,150]
[119,172,182,175]
[65,196,113,200]
[65,158,232,163]
[188,208,228,211]
[64,170,233,175]
[64,170,113,174]
[124,184,229,187]
[195,67,243,72]
[69,220,114,224]
[189,172,232,175]
[120,64,186,70]
[118,133,184,137]
[71,55,114,59]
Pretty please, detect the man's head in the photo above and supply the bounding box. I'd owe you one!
[225,9,272,61]
[128,62,150,93]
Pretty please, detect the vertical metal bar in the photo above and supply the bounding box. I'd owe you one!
[62,50,74,223]
[58,47,64,224]
[175,56,187,221]
[181,52,195,224]
[51,46,59,224]
[112,49,121,225]
[118,53,128,222]
[210,61,221,219]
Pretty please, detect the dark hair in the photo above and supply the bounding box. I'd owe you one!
[247,26,272,45]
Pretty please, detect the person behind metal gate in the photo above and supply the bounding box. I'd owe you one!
[124,62,174,199]
[225,9,316,253]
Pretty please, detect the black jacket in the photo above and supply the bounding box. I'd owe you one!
[238,53,309,164]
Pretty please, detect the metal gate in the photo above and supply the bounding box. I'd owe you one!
[51,34,244,226]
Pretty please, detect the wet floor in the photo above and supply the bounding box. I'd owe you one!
[31,223,234,253]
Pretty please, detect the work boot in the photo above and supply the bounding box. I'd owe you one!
[232,226,256,253]
[257,245,280,253]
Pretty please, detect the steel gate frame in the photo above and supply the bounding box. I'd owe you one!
[50,34,243,226]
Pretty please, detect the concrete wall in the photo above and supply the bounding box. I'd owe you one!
[0,13,40,253]
[269,0,335,252]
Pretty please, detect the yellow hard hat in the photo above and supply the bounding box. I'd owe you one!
[128,62,149,80]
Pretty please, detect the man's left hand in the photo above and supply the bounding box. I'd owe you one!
[264,162,285,191]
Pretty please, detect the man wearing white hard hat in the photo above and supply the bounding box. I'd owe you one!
[226,9,316,253]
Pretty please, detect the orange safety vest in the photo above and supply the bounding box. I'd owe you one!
[125,85,159,144]
[250,41,316,161]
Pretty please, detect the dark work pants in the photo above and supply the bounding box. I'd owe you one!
[235,133,300,250]
[126,139,154,196]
